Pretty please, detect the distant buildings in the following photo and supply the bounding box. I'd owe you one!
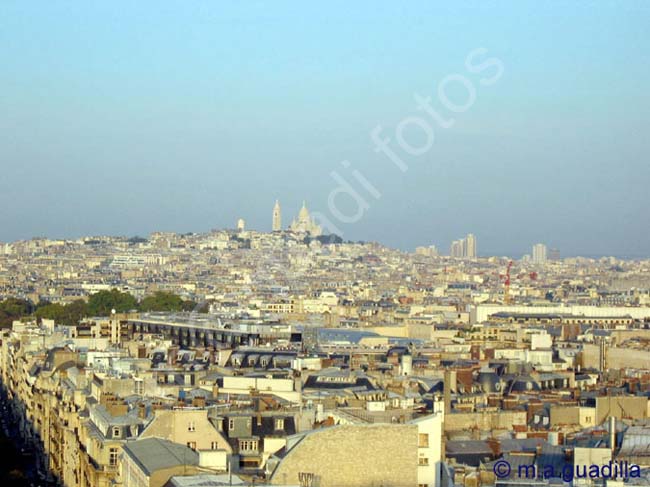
[532,243,548,264]
[271,200,322,236]
[288,201,322,236]
[450,233,477,259]
[2,223,650,487]
[465,233,477,259]
[450,240,463,258]
[416,245,439,257]
[272,200,282,232]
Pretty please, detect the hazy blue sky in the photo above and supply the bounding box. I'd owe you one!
[1,1,649,256]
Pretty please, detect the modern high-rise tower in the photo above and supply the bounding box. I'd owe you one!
[465,234,477,259]
[450,233,477,259]
[532,243,547,264]
[450,240,463,258]
[272,200,282,231]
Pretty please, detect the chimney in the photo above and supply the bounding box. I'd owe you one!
[444,369,453,415]
[138,403,147,419]
[487,438,502,457]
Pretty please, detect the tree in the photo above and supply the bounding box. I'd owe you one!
[0,298,34,328]
[128,236,148,245]
[139,291,186,312]
[181,300,200,312]
[64,299,88,325]
[35,303,67,322]
[87,289,137,316]
[35,299,88,326]
[139,292,199,312]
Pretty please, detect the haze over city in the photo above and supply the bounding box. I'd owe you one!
[1,1,649,257]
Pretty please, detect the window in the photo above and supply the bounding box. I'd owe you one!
[418,433,429,448]
[418,457,429,466]
[109,448,119,467]
[112,427,121,438]
[240,440,258,452]
[211,441,218,450]
[275,418,285,430]
[228,418,235,430]
[187,441,197,450]
[188,421,195,432]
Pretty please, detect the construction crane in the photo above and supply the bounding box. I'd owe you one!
[504,260,513,304]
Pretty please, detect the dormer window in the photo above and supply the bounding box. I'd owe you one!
[239,439,258,451]
[113,427,121,438]
[275,418,284,431]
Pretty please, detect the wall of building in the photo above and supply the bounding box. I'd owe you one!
[444,410,527,432]
[550,406,596,428]
[595,397,648,424]
[140,409,232,453]
[574,447,612,486]
[415,413,444,487]
[606,348,650,370]
[270,424,419,487]
[470,305,650,324]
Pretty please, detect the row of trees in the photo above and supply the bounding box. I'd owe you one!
[0,290,203,328]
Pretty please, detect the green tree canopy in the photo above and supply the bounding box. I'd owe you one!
[65,299,89,324]
[0,298,35,328]
[35,299,88,326]
[139,291,197,312]
[35,303,66,322]
[87,289,137,316]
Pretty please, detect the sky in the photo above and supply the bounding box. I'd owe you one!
[1,1,649,257]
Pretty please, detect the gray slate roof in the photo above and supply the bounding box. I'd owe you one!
[122,438,199,476]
